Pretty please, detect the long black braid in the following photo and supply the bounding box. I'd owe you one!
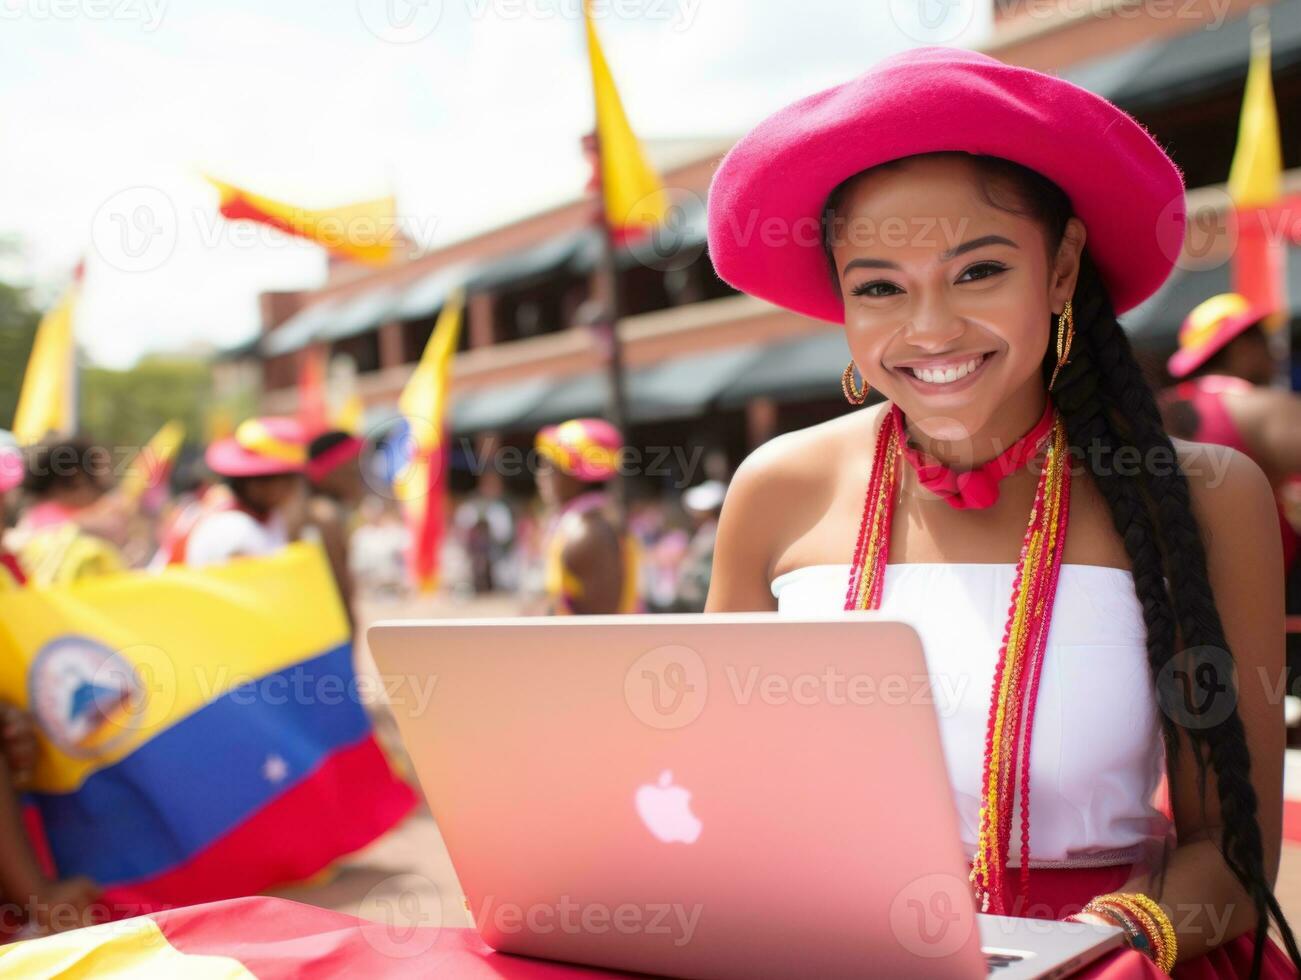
[823,152,1301,977]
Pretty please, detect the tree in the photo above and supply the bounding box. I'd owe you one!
[0,281,40,431]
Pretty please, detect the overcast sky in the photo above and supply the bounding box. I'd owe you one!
[0,0,992,368]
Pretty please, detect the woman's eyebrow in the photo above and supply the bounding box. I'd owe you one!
[840,234,1019,278]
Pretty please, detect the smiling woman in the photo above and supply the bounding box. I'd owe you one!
[705,45,1301,978]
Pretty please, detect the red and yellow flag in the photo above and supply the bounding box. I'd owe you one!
[581,0,668,238]
[206,177,398,266]
[395,290,464,592]
[1228,16,1286,334]
[13,271,80,446]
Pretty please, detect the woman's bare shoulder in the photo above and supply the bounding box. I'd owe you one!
[707,403,886,609]
[1172,437,1280,573]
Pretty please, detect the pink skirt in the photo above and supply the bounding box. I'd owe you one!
[1018,865,1298,979]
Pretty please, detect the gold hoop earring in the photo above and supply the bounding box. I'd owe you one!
[842,360,869,405]
[1048,299,1075,392]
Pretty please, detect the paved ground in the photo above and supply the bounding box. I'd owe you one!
[280,592,1301,943]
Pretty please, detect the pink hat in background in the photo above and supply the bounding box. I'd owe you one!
[205,416,307,478]
[707,45,1187,322]
[1167,292,1271,378]
[535,418,624,483]
[0,431,21,493]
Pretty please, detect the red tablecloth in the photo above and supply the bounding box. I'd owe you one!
[151,896,1161,978]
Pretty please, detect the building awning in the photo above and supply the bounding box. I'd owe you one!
[508,343,768,431]
[261,298,345,357]
[450,376,557,437]
[717,330,849,407]
[1062,2,1301,111]
[397,263,475,322]
[318,287,401,343]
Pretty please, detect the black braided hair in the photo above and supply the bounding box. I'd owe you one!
[822,151,1301,978]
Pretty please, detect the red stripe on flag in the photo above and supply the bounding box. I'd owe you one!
[101,736,417,915]
[219,194,306,241]
[410,437,448,589]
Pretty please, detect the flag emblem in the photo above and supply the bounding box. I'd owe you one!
[27,636,143,757]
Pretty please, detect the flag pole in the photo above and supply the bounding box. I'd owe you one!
[580,52,631,537]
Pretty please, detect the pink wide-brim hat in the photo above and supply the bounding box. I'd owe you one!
[206,416,307,478]
[535,418,623,483]
[1167,292,1271,378]
[707,45,1187,321]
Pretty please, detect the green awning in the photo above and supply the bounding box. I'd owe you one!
[261,298,344,356]
[1062,3,1301,112]
[450,376,557,436]
[318,287,400,343]
[717,330,849,407]
[510,343,768,431]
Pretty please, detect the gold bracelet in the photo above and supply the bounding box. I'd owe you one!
[1082,893,1177,974]
[1118,893,1177,973]
[1107,896,1172,973]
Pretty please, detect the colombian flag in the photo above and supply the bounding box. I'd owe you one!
[0,543,416,913]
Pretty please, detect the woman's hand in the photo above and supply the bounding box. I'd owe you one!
[0,703,37,791]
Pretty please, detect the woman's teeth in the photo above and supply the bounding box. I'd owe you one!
[907,355,985,385]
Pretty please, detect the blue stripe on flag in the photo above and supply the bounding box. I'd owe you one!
[33,643,371,886]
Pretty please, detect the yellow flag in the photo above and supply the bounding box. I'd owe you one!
[13,283,78,446]
[398,290,464,453]
[206,176,398,266]
[582,0,668,233]
[119,420,185,504]
[333,393,365,435]
[1228,20,1282,208]
[395,290,464,593]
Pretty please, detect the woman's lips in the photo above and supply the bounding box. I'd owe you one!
[893,352,995,395]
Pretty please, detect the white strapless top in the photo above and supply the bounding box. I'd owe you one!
[770,562,1170,865]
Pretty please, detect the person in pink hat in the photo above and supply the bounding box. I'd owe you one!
[531,417,641,615]
[179,416,307,568]
[1158,294,1300,564]
[704,46,1298,976]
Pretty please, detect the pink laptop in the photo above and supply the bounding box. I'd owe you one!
[368,612,1123,979]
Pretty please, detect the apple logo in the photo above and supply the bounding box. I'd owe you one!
[635,770,702,844]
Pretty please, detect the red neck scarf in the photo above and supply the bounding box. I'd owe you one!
[892,400,1055,510]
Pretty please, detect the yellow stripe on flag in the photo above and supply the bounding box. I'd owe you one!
[1228,19,1282,209]
[582,0,668,232]
[397,289,463,455]
[14,283,78,446]
[0,543,348,794]
[0,916,255,979]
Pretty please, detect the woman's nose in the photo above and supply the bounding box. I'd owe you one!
[902,294,965,351]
